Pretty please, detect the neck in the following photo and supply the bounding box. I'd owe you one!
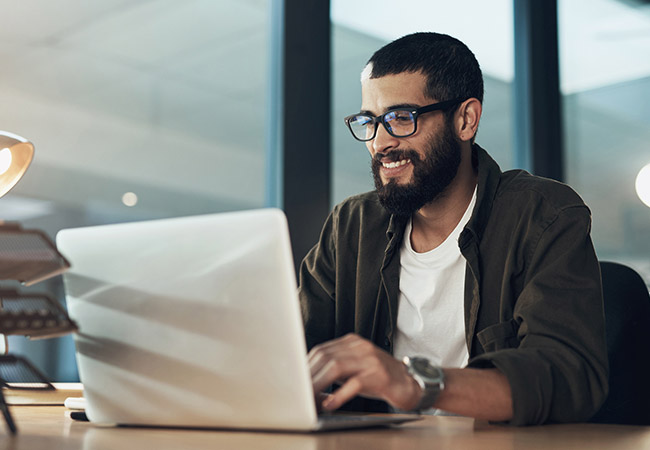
[409,145,477,253]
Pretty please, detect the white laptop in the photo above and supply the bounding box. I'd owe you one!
[56,209,419,431]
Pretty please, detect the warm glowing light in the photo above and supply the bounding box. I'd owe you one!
[0,148,12,175]
[636,163,650,208]
[122,192,138,207]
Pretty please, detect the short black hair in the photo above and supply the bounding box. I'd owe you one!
[367,32,484,105]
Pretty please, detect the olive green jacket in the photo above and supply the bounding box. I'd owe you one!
[299,145,608,426]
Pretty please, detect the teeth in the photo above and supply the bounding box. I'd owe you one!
[382,159,410,169]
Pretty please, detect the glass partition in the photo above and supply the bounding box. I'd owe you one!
[0,0,270,380]
[559,0,650,286]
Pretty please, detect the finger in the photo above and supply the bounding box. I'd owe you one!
[308,333,358,362]
[308,334,367,376]
[309,348,334,378]
[312,359,347,394]
[311,356,366,394]
[308,334,373,368]
[309,335,382,394]
[308,346,332,377]
[322,377,363,411]
[314,392,331,412]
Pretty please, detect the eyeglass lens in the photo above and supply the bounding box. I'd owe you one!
[348,110,416,141]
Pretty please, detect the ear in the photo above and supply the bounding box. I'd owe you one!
[454,98,482,142]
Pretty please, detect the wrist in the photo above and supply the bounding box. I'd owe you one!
[406,371,424,411]
[402,356,445,412]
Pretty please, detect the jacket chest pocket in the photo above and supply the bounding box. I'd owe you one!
[476,319,521,352]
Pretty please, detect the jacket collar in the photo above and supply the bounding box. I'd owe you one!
[460,144,502,247]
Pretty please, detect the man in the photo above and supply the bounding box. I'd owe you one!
[299,32,608,426]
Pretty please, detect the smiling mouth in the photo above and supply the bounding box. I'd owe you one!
[382,158,411,169]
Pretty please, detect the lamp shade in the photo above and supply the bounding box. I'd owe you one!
[0,131,34,199]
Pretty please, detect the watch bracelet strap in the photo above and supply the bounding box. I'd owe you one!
[412,366,444,411]
[414,381,441,411]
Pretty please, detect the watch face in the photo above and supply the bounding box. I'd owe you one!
[412,358,443,381]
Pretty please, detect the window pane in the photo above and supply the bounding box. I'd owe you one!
[331,0,515,205]
[560,0,650,286]
[0,0,269,380]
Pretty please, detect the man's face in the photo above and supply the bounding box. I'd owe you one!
[360,71,461,216]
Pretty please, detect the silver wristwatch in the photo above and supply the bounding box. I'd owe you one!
[403,356,445,411]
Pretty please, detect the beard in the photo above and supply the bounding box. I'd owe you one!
[372,121,461,217]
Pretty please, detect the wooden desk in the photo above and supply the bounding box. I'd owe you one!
[3,405,650,450]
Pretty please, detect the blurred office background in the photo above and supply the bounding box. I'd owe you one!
[0,0,648,381]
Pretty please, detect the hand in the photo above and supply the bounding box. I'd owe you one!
[308,333,421,412]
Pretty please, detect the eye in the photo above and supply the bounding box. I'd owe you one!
[385,110,413,123]
[383,111,397,122]
[393,111,414,122]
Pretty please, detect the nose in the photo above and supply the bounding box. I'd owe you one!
[368,122,400,157]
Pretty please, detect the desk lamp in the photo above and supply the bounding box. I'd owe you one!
[0,131,77,434]
[0,131,34,199]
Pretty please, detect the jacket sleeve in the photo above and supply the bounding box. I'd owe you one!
[468,205,609,425]
[298,208,338,351]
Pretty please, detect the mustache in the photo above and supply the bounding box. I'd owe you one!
[372,149,421,163]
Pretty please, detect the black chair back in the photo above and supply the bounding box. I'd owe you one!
[590,261,650,425]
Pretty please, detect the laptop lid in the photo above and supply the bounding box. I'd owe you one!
[57,209,320,430]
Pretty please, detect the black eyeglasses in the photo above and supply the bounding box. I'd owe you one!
[343,97,465,142]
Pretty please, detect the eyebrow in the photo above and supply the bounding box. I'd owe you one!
[359,103,422,116]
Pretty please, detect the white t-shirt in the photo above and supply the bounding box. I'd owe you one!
[393,187,477,371]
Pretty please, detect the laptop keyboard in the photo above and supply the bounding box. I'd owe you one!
[316,413,420,430]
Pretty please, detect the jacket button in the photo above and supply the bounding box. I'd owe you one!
[383,338,391,349]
